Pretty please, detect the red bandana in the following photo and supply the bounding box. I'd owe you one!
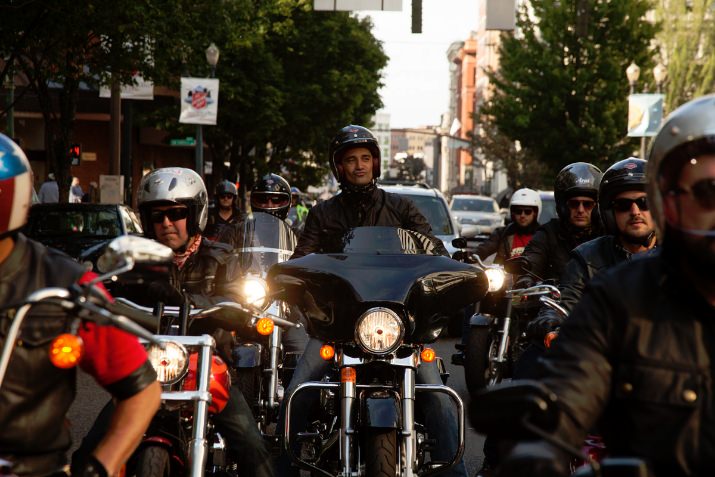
[173,235,202,270]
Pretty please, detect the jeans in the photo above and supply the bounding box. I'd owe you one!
[276,338,467,477]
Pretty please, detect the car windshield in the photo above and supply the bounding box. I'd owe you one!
[451,197,498,213]
[540,196,557,223]
[28,207,121,238]
[402,194,454,235]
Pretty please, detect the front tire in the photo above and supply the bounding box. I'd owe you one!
[464,326,493,396]
[365,429,398,477]
[135,446,170,477]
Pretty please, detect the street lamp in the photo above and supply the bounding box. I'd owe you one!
[626,62,640,94]
[653,62,668,93]
[196,43,220,180]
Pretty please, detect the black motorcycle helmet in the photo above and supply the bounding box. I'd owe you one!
[599,158,647,235]
[215,180,238,197]
[328,125,381,184]
[251,173,291,219]
[554,162,603,221]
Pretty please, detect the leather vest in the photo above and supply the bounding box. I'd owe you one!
[0,235,86,475]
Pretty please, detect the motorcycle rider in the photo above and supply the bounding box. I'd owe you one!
[205,179,243,242]
[0,134,161,477]
[527,157,657,340]
[494,94,715,477]
[452,188,542,365]
[250,173,292,220]
[286,186,309,235]
[278,125,463,476]
[515,162,604,287]
[76,168,274,477]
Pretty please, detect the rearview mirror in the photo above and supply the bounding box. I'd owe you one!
[452,237,468,249]
[469,380,560,439]
[97,236,173,274]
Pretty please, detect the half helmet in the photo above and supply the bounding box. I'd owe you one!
[137,167,208,238]
[328,125,381,183]
[215,180,238,197]
[599,158,647,235]
[0,134,33,238]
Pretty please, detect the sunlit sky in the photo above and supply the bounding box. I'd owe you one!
[362,0,479,129]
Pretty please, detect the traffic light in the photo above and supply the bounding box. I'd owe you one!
[411,0,422,34]
[69,143,81,166]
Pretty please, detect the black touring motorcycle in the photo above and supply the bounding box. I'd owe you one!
[269,227,488,477]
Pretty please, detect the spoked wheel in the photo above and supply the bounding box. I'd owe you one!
[365,429,398,477]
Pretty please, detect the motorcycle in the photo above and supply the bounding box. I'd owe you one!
[269,226,489,477]
[470,381,650,477]
[452,240,561,395]
[0,236,170,475]
[231,212,303,436]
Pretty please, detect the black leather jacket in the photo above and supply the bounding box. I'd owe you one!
[540,247,715,476]
[292,187,447,258]
[518,218,601,284]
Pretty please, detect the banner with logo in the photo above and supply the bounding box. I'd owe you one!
[627,93,664,137]
[179,77,220,125]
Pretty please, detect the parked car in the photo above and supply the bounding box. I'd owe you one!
[23,203,143,270]
[449,194,504,239]
[538,190,557,224]
[379,182,461,255]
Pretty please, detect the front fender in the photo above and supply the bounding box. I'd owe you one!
[469,313,493,327]
[360,391,401,429]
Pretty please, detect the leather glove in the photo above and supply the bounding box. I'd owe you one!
[527,315,563,342]
[76,455,109,477]
[496,441,569,477]
[514,275,535,290]
[148,280,184,306]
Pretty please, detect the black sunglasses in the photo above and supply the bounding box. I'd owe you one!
[511,207,534,216]
[672,178,715,211]
[567,199,596,211]
[150,207,189,223]
[218,194,234,200]
[611,196,649,213]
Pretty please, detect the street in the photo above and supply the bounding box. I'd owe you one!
[68,335,485,475]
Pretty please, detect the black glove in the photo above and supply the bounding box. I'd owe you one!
[496,441,569,477]
[514,275,535,289]
[76,455,109,477]
[148,280,184,306]
[527,315,563,342]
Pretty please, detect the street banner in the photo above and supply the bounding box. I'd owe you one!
[99,175,124,204]
[179,77,220,125]
[99,73,154,100]
[627,94,664,137]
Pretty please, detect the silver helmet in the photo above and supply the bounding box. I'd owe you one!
[137,167,208,238]
[647,94,715,241]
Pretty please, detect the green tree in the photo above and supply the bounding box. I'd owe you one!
[653,0,715,113]
[483,0,658,177]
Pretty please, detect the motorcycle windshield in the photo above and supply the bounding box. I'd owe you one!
[236,212,297,275]
[268,227,488,342]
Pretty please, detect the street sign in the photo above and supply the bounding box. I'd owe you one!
[169,137,196,146]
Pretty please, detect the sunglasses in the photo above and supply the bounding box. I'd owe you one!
[671,178,715,210]
[150,207,189,224]
[511,207,534,216]
[252,194,289,207]
[567,199,596,211]
[611,196,649,213]
[218,194,234,200]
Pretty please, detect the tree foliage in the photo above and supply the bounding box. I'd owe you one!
[653,0,715,113]
[483,0,658,178]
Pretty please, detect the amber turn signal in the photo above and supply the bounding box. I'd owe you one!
[49,333,84,369]
[319,344,335,361]
[420,347,436,363]
[256,317,274,336]
[341,367,356,383]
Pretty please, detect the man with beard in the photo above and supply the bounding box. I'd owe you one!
[493,95,715,477]
[205,180,243,243]
[526,158,657,341]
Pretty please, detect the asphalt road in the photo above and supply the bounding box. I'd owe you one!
[68,335,485,476]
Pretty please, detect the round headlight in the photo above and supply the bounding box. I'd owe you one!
[147,341,189,384]
[241,275,268,309]
[485,267,506,293]
[355,307,404,355]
